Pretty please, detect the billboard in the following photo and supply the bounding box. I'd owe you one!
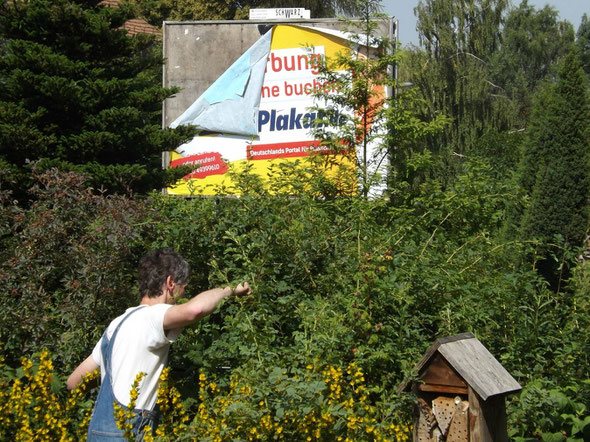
[162,19,396,195]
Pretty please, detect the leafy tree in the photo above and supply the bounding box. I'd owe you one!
[383,74,451,199]
[577,13,590,77]
[0,166,152,368]
[306,0,396,197]
[0,0,197,199]
[490,0,575,124]
[415,0,507,60]
[131,0,365,25]
[408,0,514,181]
[129,0,235,22]
[306,1,449,198]
[518,48,590,287]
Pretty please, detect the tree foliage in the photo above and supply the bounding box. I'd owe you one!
[517,49,590,287]
[305,2,450,198]
[129,0,367,25]
[129,0,236,22]
[577,14,590,77]
[305,1,397,197]
[519,49,590,244]
[490,0,575,124]
[0,167,153,368]
[407,0,514,181]
[0,0,197,198]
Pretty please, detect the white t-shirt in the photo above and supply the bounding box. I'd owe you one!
[92,304,182,410]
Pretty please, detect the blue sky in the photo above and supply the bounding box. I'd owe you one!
[381,0,590,46]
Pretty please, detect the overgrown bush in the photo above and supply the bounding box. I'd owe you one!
[0,167,157,369]
[0,349,96,440]
[508,378,590,441]
[0,162,588,439]
[0,350,412,441]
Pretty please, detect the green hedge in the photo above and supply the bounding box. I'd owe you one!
[0,164,588,439]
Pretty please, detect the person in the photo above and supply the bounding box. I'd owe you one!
[67,248,251,440]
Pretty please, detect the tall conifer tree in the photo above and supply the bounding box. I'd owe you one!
[0,0,197,198]
[519,48,590,286]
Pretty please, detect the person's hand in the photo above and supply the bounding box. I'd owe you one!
[232,282,252,297]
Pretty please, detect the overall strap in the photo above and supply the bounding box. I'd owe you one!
[87,306,151,440]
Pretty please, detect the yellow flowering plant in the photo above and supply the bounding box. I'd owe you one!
[0,347,412,441]
[0,348,96,441]
[186,363,412,441]
[113,368,190,442]
[113,371,146,439]
[152,367,190,440]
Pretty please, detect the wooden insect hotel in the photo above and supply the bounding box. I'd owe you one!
[397,333,521,442]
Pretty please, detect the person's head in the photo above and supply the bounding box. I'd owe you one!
[138,248,190,301]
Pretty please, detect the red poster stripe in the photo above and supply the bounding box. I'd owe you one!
[247,141,338,160]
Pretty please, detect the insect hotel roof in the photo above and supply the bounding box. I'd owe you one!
[397,333,522,401]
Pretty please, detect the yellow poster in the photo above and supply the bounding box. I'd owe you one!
[167,25,362,196]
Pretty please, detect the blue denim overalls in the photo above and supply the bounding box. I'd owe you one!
[87,306,160,441]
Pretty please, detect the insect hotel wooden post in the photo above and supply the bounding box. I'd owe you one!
[397,333,521,442]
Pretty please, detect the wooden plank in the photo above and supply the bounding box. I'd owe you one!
[421,353,468,388]
[468,386,509,442]
[432,396,456,436]
[418,384,469,394]
[447,399,469,442]
[469,387,483,442]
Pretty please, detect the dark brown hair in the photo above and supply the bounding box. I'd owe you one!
[138,248,190,299]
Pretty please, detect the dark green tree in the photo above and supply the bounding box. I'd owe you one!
[0,0,197,198]
[129,0,235,22]
[519,48,590,287]
[490,0,574,124]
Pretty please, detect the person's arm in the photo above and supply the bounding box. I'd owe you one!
[66,354,99,390]
[164,282,251,331]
